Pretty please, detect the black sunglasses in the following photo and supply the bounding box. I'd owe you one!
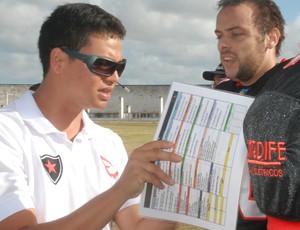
[60,47,126,77]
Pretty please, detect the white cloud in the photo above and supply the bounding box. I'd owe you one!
[0,2,43,53]
[0,0,299,84]
[281,14,300,59]
[98,0,220,85]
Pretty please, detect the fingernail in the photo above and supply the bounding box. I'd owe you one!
[169,178,175,185]
[174,154,182,161]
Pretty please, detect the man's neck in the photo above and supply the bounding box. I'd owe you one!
[33,84,84,141]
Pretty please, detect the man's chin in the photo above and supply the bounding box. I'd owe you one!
[226,76,239,82]
[90,102,108,110]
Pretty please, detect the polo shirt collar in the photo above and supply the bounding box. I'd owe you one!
[15,91,95,139]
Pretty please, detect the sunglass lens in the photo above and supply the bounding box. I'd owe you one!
[93,59,117,76]
[116,63,126,77]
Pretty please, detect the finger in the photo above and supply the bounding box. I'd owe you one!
[164,152,182,163]
[130,140,176,162]
[144,162,176,187]
[146,173,165,189]
[148,150,182,163]
[138,140,174,151]
[131,148,182,164]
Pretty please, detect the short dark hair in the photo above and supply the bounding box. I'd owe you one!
[38,3,126,76]
[217,0,285,56]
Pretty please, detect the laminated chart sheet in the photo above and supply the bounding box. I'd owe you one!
[140,82,254,230]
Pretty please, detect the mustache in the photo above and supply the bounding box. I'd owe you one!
[220,50,236,56]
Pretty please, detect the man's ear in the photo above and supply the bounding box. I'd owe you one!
[49,48,65,73]
[266,28,281,49]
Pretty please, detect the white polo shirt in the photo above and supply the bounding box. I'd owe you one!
[0,91,140,229]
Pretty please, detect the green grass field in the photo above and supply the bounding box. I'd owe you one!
[98,120,205,230]
[99,120,158,154]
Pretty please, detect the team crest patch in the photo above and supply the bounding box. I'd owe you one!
[40,155,63,184]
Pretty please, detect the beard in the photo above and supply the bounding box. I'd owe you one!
[236,61,260,82]
[235,38,266,83]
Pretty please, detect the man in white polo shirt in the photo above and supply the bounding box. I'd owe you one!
[0,3,181,230]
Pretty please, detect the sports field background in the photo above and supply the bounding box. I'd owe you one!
[99,120,205,230]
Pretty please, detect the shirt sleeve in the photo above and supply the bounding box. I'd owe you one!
[0,111,34,221]
[244,90,300,220]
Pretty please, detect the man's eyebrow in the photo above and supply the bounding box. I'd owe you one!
[215,29,221,34]
[215,26,245,34]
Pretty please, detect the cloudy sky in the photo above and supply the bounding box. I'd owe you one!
[0,0,299,85]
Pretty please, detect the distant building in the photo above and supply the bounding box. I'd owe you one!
[0,84,210,119]
[0,84,175,119]
[0,84,32,108]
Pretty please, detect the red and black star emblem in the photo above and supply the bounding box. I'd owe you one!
[40,155,63,184]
